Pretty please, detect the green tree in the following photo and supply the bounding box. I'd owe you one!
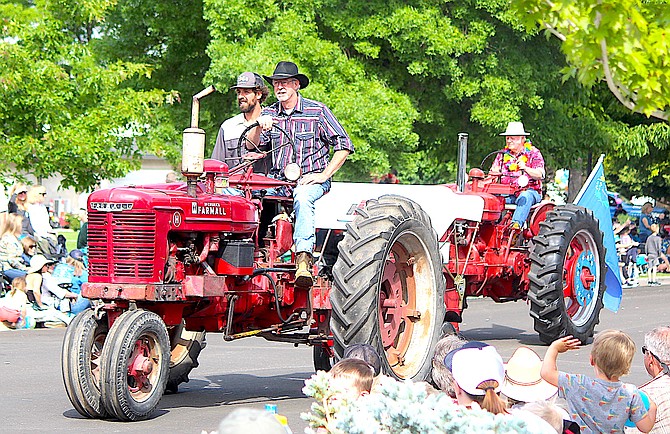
[94,0,219,164]
[0,0,177,190]
[512,0,670,121]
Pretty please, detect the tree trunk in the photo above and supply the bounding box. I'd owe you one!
[567,158,584,203]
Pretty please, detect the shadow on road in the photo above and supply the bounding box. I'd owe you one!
[157,371,313,412]
[459,323,544,346]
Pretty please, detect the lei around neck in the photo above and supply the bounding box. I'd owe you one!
[503,139,533,171]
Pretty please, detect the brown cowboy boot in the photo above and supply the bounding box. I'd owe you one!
[295,252,314,287]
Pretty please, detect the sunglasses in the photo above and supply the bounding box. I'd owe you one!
[28,245,36,248]
[18,191,27,194]
[39,192,47,196]
[642,346,670,374]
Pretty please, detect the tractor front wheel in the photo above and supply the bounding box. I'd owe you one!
[61,309,109,418]
[331,195,445,381]
[529,205,606,344]
[99,309,170,421]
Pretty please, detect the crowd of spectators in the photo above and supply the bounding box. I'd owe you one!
[614,201,670,287]
[0,182,89,329]
[209,326,670,433]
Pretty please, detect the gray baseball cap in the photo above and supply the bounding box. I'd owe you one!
[230,72,264,89]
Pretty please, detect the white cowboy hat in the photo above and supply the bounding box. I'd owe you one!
[27,254,56,274]
[501,346,557,402]
[500,122,530,136]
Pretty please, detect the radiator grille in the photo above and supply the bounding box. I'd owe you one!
[88,211,156,279]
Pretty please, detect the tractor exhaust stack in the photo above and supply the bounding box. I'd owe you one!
[182,85,216,198]
[457,133,468,192]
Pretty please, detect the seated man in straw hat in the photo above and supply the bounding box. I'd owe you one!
[490,122,545,231]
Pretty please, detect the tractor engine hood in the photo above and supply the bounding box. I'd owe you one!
[88,183,258,234]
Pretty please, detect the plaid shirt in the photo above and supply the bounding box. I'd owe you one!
[626,374,670,434]
[260,95,354,177]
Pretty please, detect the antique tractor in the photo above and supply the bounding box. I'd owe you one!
[327,133,608,382]
[61,87,334,421]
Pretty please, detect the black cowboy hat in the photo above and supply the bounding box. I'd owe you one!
[263,61,309,89]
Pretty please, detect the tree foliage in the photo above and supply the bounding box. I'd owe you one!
[512,0,670,121]
[0,0,176,190]
[2,0,669,197]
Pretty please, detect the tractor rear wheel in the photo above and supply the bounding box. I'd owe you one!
[61,309,109,418]
[99,309,170,421]
[166,322,206,393]
[331,195,445,381]
[529,205,606,344]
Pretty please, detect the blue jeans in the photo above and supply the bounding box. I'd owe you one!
[3,268,27,282]
[267,180,331,253]
[509,189,541,226]
[70,295,91,315]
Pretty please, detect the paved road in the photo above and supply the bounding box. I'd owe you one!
[1,282,666,433]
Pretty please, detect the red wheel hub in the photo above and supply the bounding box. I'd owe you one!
[379,244,419,367]
[127,340,155,393]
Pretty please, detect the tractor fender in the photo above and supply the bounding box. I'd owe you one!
[314,182,484,238]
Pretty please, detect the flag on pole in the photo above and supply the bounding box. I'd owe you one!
[573,154,622,312]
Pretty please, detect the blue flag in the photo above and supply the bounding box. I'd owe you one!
[573,154,622,312]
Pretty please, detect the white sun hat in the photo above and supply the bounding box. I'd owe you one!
[500,121,530,136]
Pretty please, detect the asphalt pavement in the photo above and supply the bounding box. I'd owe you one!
[1,281,667,433]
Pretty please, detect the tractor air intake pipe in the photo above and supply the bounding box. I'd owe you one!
[457,133,468,192]
[182,85,216,198]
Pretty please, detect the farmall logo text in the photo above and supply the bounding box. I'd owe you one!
[191,201,226,216]
[90,202,133,212]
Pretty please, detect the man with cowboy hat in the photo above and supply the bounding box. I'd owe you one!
[490,121,545,230]
[212,71,271,173]
[254,61,354,287]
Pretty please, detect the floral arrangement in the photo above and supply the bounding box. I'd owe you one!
[301,371,534,434]
[503,139,533,171]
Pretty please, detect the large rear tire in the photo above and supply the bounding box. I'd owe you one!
[331,195,445,381]
[166,322,206,393]
[61,309,109,418]
[528,205,606,344]
[99,309,170,421]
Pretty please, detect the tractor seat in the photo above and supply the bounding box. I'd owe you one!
[504,201,548,211]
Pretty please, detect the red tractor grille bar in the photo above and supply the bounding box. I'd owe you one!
[89,211,157,280]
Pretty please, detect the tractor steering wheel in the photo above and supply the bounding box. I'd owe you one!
[232,122,300,181]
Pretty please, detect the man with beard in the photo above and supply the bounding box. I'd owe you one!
[212,72,270,173]
[254,61,354,286]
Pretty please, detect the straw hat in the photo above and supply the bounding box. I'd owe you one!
[500,122,530,136]
[501,346,557,402]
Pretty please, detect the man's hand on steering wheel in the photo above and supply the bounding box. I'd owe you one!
[242,152,265,161]
[257,114,274,131]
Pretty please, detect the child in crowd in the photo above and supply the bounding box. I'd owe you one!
[541,331,657,433]
[645,224,663,286]
[0,275,29,329]
[451,345,508,415]
[618,226,640,287]
[328,358,374,401]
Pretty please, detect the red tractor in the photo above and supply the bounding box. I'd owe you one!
[326,134,608,381]
[61,89,609,421]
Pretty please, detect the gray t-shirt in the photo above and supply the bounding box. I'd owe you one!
[211,113,270,173]
[558,372,648,433]
[645,233,662,260]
